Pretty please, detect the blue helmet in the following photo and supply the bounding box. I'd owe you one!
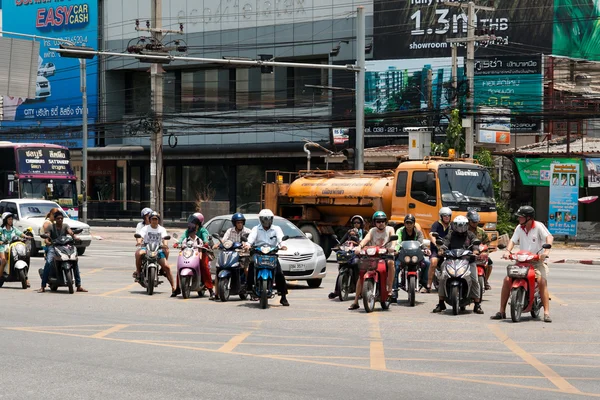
[232,212,246,224]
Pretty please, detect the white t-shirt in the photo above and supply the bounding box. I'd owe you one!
[135,222,148,234]
[510,221,552,254]
[139,225,168,244]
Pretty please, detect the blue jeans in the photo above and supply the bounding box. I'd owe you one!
[44,246,81,287]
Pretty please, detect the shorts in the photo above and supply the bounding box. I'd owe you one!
[0,245,6,253]
[533,261,548,281]
[141,247,166,260]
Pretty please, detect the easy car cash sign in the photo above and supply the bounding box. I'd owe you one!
[15,0,91,30]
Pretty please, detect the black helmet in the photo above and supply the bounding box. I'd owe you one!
[149,211,160,221]
[466,210,480,223]
[404,214,416,224]
[515,206,535,219]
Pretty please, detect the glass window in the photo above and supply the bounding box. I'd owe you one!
[165,166,177,202]
[220,220,233,236]
[293,63,328,107]
[182,166,206,202]
[396,171,407,197]
[205,219,224,236]
[262,71,275,109]
[130,166,141,203]
[236,165,263,212]
[236,69,249,110]
[207,166,229,201]
[411,171,437,206]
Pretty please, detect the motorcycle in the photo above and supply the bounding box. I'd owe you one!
[0,228,33,289]
[434,233,481,315]
[501,243,551,322]
[250,235,289,309]
[134,233,171,295]
[212,233,250,302]
[475,244,490,301]
[39,228,83,294]
[358,235,397,313]
[394,240,428,307]
[332,235,358,301]
[173,235,211,299]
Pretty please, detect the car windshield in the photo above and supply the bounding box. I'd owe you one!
[245,218,307,239]
[439,167,495,205]
[19,203,66,219]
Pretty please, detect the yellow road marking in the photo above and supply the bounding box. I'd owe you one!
[368,313,386,370]
[97,283,138,297]
[91,324,129,338]
[488,324,581,394]
[82,268,105,276]
[550,292,566,305]
[218,332,252,353]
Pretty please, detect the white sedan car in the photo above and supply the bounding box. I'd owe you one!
[204,214,327,288]
[0,199,92,256]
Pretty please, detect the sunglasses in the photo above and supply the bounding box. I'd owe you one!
[375,220,386,224]
[405,221,414,225]
[353,221,362,224]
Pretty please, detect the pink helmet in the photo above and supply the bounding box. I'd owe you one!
[193,212,205,226]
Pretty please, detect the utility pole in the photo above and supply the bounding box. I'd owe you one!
[355,6,366,171]
[446,1,495,157]
[150,0,164,217]
[451,44,458,108]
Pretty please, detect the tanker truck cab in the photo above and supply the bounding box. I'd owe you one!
[390,158,498,244]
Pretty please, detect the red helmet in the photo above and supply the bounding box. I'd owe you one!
[193,212,205,226]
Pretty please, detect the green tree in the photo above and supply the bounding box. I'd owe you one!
[431,109,465,156]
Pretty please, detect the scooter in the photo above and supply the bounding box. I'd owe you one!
[39,228,83,294]
[501,243,551,322]
[212,233,250,302]
[395,240,427,307]
[0,228,33,289]
[358,235,397,313]
[174,236,211,299]
[250,235,289,309]
[475,244,490,301]
[434,233,481,315]
[332,235,358,301]
[134,233,171,295]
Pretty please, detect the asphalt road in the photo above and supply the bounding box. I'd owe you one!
[1,237,599,400]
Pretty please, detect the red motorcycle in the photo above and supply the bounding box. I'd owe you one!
[504,244,551,322]
[475,244,489,301]
[358,235,397,313]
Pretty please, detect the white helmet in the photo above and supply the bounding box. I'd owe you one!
[439,207,452,218]
[452,215,469,233]
[141,207,153,218]
[258,209,274,229]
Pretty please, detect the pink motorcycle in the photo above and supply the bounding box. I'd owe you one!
[175,236,209,299]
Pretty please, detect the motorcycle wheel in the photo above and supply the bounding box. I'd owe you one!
[451,286,460,315]
[0,279,4,288]
[19,269,27,289]
[339,272,350,302]
[66,269,74,294]
[531,291,542,319]
[510,287,525,322]
[147,267,155,296]
[219,277,230,302]
[362,279,375,313]
[259,280,268,309]
[408,275,416,307]
[180,276,191,299]
[478,276,485,301]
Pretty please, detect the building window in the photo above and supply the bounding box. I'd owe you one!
[181,69,233,111]
[125,72,151,114]
[182,166,206,202]
[236,165,264,213]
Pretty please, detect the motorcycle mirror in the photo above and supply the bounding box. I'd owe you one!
[241,233,249,242]
[134,233,142,239]
[282,235,289,241]
[542,244,552,249]
[389,235,398,241]
[40,234,49,239]
[72,228,83,234]
[472,240,481,246]
[435,239,444,246]
[497,244,506,250]
[163,235,171,241]
[212,233,220,239]
[431,232,439,238]
[172,232,179,239]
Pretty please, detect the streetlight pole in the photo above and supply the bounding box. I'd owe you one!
[0,30,93,222]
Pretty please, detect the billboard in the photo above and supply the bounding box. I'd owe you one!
[586,158,600,188]
[548,163,579,236]
[374,0,553,60]
[553,0,600,61]
[1,0,97,149]
[515,158,585,187]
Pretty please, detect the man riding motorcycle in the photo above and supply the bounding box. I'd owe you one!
[491,205,554,323]
[348,211,396,311]
[244,209,290,306]
[432,215,483,314]
[328,215,364,299]
[426,207,452,293]
[133,207,153,280]
[42,210,88,293]
[136,212,176,294]
[213,212,251,300]
[466,210,493,290]
[395,214,430,292]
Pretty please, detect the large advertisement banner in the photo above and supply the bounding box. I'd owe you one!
[554,0,600,61]
[374,0,553,60]
[1,0,97,148]
[548,163,579,236]
[515,158,585,187]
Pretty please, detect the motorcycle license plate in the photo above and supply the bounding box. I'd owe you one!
[290,263,306,272]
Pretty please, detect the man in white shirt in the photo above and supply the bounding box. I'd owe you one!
[244,209,289,306]
[491,206,554,322]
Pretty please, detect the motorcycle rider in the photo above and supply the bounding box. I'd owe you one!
[327,215,364,299]
[38,207,60,292]
[348,211,397,311]
[244,209,290,306]
[171,213,215,299]
[213,212,251,300]
[426,207,452,293]
[466,210,493,290]
[432,215,483,314]
[133,208,153,280]
[0,212,30,285]
[394,214,430,293]
[491,205,554,323]
[136,212,176,294]
[42,210,88,293]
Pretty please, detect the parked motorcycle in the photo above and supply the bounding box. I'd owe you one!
[434,233,481,315]
[174,235,211,299]
[134,233,171,295]
[358,235,397,313]
[39,228,83,294]
[332,235,358,301]
[0,228,33,289]
[250,235,289,309]
[501,243,551,322]
[212,233,250,302]
[395,240,427,307]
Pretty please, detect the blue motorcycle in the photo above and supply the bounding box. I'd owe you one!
[212,233,250,302]
[251,235,288,309]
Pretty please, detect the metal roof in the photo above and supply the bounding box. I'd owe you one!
[497,136,600,156]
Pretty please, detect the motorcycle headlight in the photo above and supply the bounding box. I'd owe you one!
[223,240,233,250]
[366,247,377,256]
[404,255,411,263]
[149,251,158,258]
[378,248,387,255]
[183,248,193,258]
[484,223,496,230]
[261,245,271,255]
[411,255,419,263]
[456,263,469,277]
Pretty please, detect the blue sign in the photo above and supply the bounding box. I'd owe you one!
[1,0,97,149]
[548,163,579,236]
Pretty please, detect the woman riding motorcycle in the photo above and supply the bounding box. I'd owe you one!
[328,215,365,299]
[0,212,30,285]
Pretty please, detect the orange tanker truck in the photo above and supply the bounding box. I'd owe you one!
[262,156,499,257]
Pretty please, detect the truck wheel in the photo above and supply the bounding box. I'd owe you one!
[300,225,321,246]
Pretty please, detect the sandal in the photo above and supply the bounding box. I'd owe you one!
[490,312,506,320]
[420,287,431,294]
[485,283,492,290]
[544,314,552,323]
[348,303,359,310]
[328,292,337,299]
[37,288,45,293]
